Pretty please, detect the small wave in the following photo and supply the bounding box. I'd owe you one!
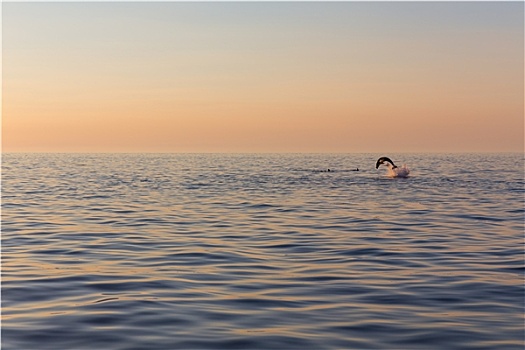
[92,297,120,304]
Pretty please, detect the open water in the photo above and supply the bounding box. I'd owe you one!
[2,153,524,350]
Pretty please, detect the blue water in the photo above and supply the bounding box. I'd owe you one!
[2,153,524,350]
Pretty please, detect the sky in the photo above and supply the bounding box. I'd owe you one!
[2,1,524,153]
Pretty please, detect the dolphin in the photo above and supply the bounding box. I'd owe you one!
[375,156,397,169]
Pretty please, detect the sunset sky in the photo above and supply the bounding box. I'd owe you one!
[3,1,523,153]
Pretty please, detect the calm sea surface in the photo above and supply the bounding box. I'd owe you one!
[2,153,524,350]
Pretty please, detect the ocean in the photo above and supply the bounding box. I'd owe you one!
[2,153,523,350]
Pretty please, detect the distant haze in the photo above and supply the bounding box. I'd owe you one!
[3,2,523,153]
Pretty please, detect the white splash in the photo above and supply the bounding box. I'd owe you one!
[386,164,410,178]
